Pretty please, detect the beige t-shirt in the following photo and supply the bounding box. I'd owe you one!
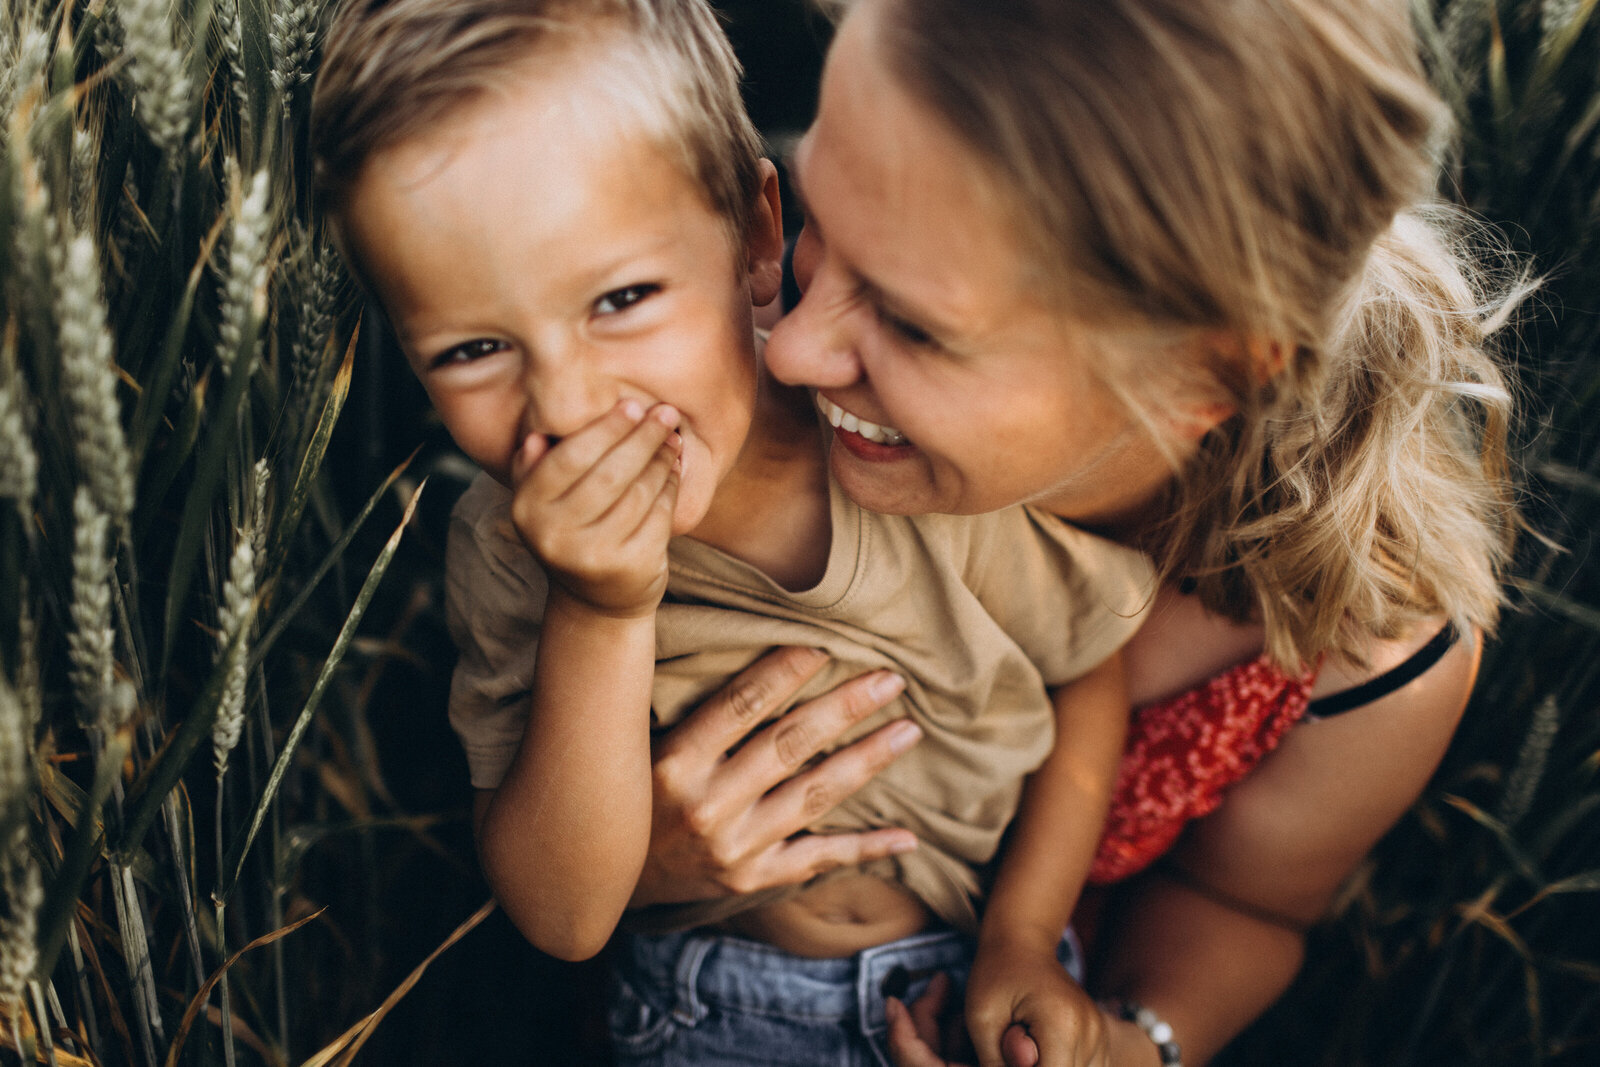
[446,472,1154,933]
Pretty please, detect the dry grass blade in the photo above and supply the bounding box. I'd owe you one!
[1441,794,1544,885]
[222,479,427,898]
[161,907,326,1067]
[297,899,495,1067]
[0,1015,96,1067]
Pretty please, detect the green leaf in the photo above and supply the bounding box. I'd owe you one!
[113,603,253,863]
[264,327,356,581]
[250,446,417,670]
[133,368,205,541]
[129,215,227,468]
[159,341,259,674]
[220,479,426,900]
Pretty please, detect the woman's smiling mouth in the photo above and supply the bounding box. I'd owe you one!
[815,393,909,446]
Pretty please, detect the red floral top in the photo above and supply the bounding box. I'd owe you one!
[1088,654,1318,885]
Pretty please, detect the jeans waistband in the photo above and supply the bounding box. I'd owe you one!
[617,928,972,1027]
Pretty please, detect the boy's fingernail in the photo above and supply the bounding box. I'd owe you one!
[886,718,921,753]
[889,834,918,855]
[870,672,906,701]
[652,404,680,426]
[621,399,645,421]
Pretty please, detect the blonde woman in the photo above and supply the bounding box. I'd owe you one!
[631,0,1522,1063]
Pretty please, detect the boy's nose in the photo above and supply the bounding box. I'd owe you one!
[522,360,613,440]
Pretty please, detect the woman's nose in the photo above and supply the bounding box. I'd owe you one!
[765,268,864,390]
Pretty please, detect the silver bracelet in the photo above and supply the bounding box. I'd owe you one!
[1101,998,1183,1066]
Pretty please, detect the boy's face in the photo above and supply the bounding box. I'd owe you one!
[342,45,781,537]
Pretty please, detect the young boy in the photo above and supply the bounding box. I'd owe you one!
[311,0,1153,1061]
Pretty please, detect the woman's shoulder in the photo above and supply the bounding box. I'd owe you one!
[1124,584,1477,720]
[1309,619,1476,712]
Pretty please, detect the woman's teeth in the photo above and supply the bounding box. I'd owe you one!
[815,394,908,446]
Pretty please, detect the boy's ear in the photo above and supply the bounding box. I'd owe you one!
[745,158,784,308]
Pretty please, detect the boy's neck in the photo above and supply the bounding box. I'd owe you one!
[689,366,832,592]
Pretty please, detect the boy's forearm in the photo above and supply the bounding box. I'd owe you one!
[477,589,658,960]
[981,652,1128,950]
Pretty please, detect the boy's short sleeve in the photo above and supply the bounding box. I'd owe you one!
[965,507,1156,686]
[444,474,548,790]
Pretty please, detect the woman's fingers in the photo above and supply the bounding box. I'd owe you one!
[729,668,908,790]
[751,711,920,840]
[886,974,966,1067]
[999,1025,1039,1067]
[644,650,921,899]
[654,646,833,775]
[755,826,917,888]
[887,999,961,1067]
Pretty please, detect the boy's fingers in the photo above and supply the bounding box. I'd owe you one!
[599,439,679,541]
[510,432,552,485]
[521,398,653,503]
[908,973,953,1047]
[555,404,680,522]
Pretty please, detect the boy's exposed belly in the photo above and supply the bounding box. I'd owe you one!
[714,874,934,958]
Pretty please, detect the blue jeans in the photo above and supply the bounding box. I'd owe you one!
[607,928,1084,1067]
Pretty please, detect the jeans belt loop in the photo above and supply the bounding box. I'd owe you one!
[670,934,713,1027]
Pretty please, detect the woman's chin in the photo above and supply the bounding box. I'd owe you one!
[828,438,944,517]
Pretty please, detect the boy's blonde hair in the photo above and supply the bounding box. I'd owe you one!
[880,0,1523,668]
[312,0,766,240]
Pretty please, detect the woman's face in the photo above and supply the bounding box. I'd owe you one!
[765,0,1187,524]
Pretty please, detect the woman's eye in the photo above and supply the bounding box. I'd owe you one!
[876,305,936,349]
[595,284,660,315]
[431,338,507,368]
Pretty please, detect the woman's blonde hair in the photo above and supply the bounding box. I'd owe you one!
[879,0,1523,668]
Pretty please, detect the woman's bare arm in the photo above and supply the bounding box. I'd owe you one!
[1094,628,1479,1064]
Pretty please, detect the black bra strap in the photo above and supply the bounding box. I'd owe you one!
[1306,622,1460,718]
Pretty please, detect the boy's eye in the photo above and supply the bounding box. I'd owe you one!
[431,338,508,368]
[594,284,660,315]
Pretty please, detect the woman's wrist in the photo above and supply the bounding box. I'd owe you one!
[1103,1012,1171,1067]
[1100,999,1183,1066]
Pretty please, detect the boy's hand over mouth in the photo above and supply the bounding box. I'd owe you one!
[510,399,682,618]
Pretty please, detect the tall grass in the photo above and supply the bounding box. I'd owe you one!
[1,0,1597,1064]
[0,0,453,1063]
